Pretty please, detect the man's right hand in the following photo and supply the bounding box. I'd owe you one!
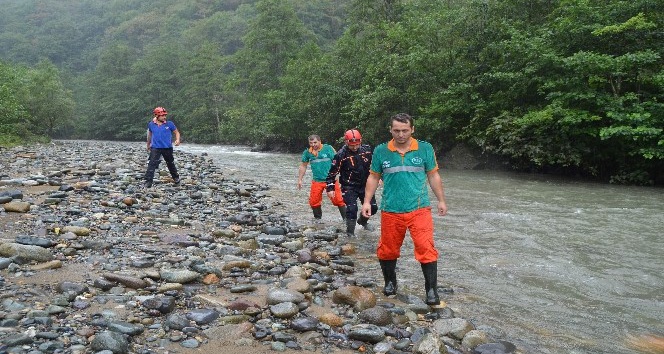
[326,191,335,199]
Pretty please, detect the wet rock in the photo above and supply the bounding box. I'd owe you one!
[0,257,12,269]
[262,225,286,235]
[271,341,287,351]
[373,341,393,353]
[268,265,287,276]
[473,341,517,354]
[0,189,23,200]
[181,338,200,348]
[284,265,308,279]
[295,249,313,263]
[318,312,344,327]
[433,318,475,340]
[230,284,256,293]
[285,278,312,293]
[0,243,53,263]
[30,259,63,270]
[348,324,386,344]
[158,283,183,293]
[462,329,489,349]
[290,317,319,331]
[257,234,286,246]
[413,332,447,354]
[186,309,220,325]
[2,201,31,213]
[141,296,176,314]
[56,281,89,295]
[108,320,144,335]
[2,333,33,346]
[224,299,256,313]
[270,302,300,319]
[159,269,200,283]
[359,306,393,326]
[103,273,148,289]
[202,273,220,284]
[90,330,129,354]
[266,288,305,305]
[130,258,155,268]
[60,226,91,236]
[218,314,251,324]
[212,228,237,239]
[165,313,191,330]
[332,286,376,311]
[15,236,55,247]
[221,260,251,270]
[93,278,116,291]
[273,332,297,343]
[191,262,223,276]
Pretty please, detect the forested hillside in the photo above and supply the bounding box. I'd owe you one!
[1,0,662,185]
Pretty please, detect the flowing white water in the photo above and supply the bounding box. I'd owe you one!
[182,144,664,354]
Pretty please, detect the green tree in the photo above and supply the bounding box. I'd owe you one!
[23,60,75,137]
[0,61,31,145]
[231,0,316,143]
[175,42,227,143]
[88,43,143,140]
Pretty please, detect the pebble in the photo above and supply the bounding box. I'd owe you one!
[0,141,519,354]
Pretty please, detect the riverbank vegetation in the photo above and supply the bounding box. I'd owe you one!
[0,0,662,185]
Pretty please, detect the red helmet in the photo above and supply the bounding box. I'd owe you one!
[153,107,168,116]
[344,129,362,145]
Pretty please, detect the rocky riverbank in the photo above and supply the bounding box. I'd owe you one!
[0,140,519,354]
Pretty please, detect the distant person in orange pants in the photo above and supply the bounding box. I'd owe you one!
[297,135,346,221]
[361,113,448,305]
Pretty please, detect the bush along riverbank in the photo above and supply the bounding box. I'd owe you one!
[0,140,520,354]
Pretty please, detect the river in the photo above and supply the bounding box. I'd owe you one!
[181,144,664,354]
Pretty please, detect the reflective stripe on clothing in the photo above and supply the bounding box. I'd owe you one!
[301,144,337,182]
[326,144,373,190]
[377,208,438,263]
[370,139,438,213]
[383,165,425,174]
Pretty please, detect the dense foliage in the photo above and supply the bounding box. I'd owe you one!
[0,0,662,184]
[0,60,72,145]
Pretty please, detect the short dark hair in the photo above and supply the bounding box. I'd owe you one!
[390,113,413,127]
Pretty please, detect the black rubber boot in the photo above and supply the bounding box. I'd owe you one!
[357,215,375,231]
[421,261,440,305]
[338,206,347,221]
[379,259,398,296]
[345,218,356,237]
[312,206,322,219]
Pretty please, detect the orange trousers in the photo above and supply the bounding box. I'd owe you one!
[377,207,439,263]
[309,180,345,207]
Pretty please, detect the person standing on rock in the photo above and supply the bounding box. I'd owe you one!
[144,106,181,188]
[360,113,448,305]
[325,129,378,237]
[297,135,346,221]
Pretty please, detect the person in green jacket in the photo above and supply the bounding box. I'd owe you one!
[361,113,448,305]
[297,135,346,221]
